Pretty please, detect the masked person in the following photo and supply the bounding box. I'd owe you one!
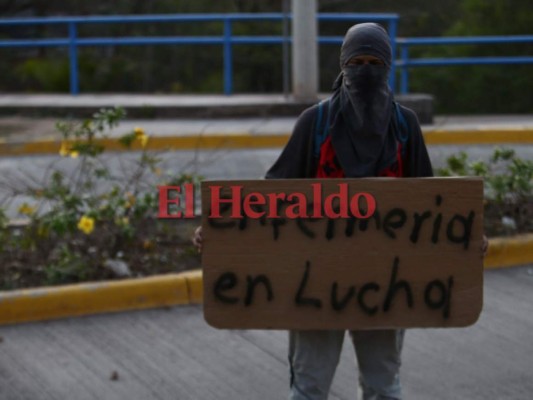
[265,23,433,400]
[191,22,489,398]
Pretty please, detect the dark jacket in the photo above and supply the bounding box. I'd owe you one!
[266,102,433,179]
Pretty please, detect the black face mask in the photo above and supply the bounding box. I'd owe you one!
[343,64,388,94]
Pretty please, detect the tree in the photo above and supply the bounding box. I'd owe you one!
[410,0,533,113]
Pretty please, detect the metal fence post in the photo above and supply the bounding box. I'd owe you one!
[400,45,409,94]
[388,18,397,93]
[223,19,233,95]
[282,0,290,97]
[291,0,318,101]
[68,22,79,95]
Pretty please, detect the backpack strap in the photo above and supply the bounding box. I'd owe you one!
[394,101,409,158]
[313,99,331,158]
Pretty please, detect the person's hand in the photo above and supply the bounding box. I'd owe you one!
[481,234,489,258]
[192,226,203,253]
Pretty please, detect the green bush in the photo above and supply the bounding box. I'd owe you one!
[15,58,70,92]
[437,148,533,236]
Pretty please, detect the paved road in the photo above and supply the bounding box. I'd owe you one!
[2,143,533,219]
[0,265,532,400]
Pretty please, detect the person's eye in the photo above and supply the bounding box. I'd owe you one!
[370,60,383,66]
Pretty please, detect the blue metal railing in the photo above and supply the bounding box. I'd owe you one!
[0,13,399,95]
[3,14,530,96]
[396,36,533,94]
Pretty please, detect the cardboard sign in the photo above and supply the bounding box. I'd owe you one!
[201,178,484,330]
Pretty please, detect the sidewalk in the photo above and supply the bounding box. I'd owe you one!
[1,113,532,157]
[0,265,531,400]
[0,93,433,122]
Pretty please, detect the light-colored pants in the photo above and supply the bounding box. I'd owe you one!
[288,329,405,400]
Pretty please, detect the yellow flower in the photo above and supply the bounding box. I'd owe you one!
[59,141,79,158]
[134,127,149,148]
[59,141,70,157]
[77,215,95,235]
[134,127,145,137]
[139,134,149,147]
[142,239,154,250]
[18,203,36,216]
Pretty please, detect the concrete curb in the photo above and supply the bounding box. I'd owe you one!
[0,135,291,156]
[0,128,532,157]
[0,270,203,326]
[0,93,434,123]
[423,129,533,145]
[484,233,533,269]
[0,236,531,326]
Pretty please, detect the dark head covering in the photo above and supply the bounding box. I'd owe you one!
[329,23,397,177]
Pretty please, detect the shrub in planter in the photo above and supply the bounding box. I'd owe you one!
[437,148,533,237]
[0,108,201,290]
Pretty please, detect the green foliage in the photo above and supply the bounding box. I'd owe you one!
[0,107,202,289]
[1,0,532,113]
[437,147,533,235]
[44,245,89,285]
[409,0,533,113]
[0,209,8,252]
[15,58,70,92]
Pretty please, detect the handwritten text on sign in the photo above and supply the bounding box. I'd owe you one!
[201,178,484,330]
